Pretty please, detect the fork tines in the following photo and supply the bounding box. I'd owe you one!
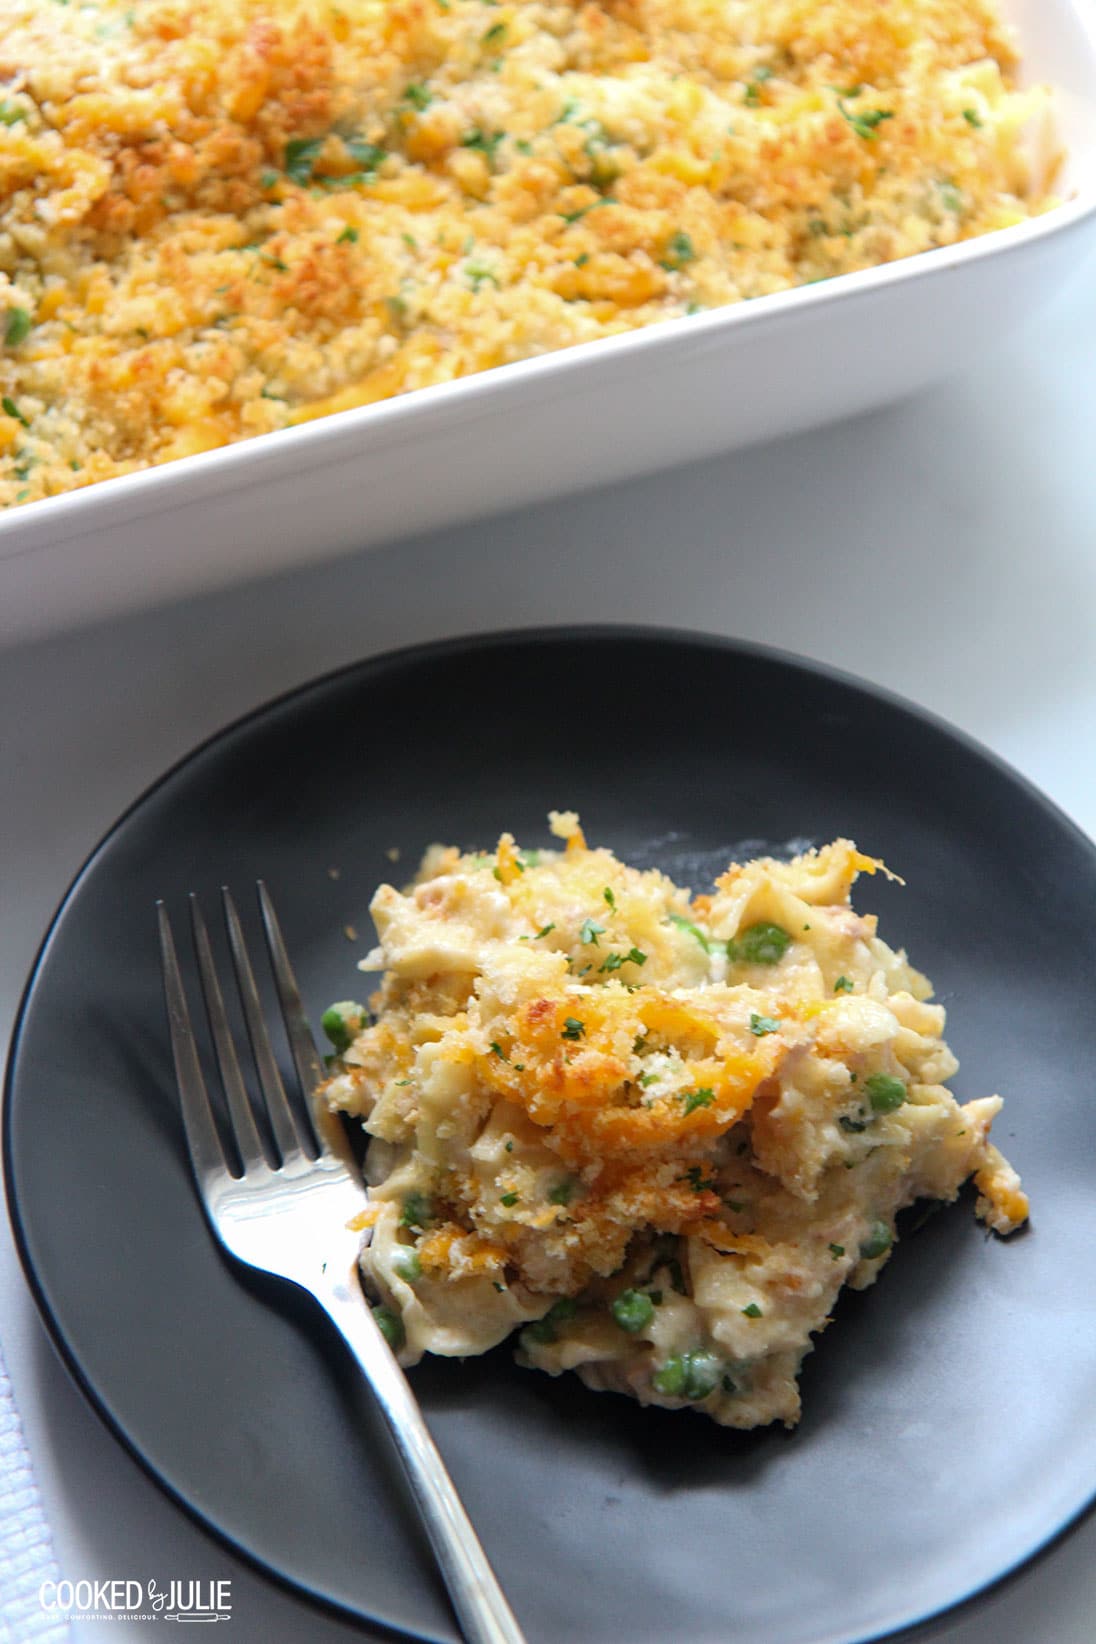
[158,885,320,1183]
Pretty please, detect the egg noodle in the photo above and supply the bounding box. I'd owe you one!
[1,0,1056,508]
[322,816,1027,1428]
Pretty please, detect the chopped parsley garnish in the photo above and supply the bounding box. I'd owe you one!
[682,1086,715,1115]
[682,1165,717,1192]
[667,1256,687,1294]
[260,169,280,189]
[749,1013,780,1036]
[403,82,433,110]
[938,180,964,213]
[727,921,791,965]
[603,887,616,909]
[837,98,894,140]
[336,225,359,244]
[2,396,29,428]
[460,127,505,159]
[660,230,696,271]
[0,101,26,126]
[4,308,32,347]
[638,1072,660,1088]
[865,1073,907,1113]
[465,260,500,291]
[668,913,710,952]
[829,1243,845,1258]
[500,1191,519,1207]
[741,1302,763,1318]
[548,1179,574,1206]
[834,975,854,993]
[561,197,616,224]
[345,138,386,172]
[600,947,647,973]
[743,67,773,106]
[284,136,326,185]
[489,1041,509,1061]
[579,917,605,946]
[402,231,418,249]
[561,1016,586,1041]
[962,108,983,128]
[482,20,506,44]
[400,1192,434,1231]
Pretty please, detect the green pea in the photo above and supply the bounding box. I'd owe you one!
[611,1289,655,1334]
[372,1305,404,1350]
[391,1247,421,1282]
[321,1000,368,1053]
[727,922,791,965]
[652,1356,687,1397]
[860,1221,893,1260]
[682,1350,721,1400]
[865,1073,906,1113]
[399,1192,434,1231]
[522,1296,576,1347]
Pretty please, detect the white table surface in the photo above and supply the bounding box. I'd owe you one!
[2,273,1095,1644]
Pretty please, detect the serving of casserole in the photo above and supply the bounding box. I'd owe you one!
[323,819,1027,1429]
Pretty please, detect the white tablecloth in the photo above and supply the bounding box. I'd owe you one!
[2,274,1095,1643]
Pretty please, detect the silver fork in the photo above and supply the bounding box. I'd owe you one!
[157,883,526,1644]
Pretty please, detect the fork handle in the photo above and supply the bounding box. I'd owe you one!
[319,1265,528,1644]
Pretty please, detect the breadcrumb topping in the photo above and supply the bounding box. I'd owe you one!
[0,0,1056,508]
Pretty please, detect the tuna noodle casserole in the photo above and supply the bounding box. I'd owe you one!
[1,0,1056,508]
[322,816,1028,1429]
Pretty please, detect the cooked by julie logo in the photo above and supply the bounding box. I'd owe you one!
[39,1577,232,1622]
[150,1579,232,1620]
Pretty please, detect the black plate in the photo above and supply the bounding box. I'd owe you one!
[7,628,1096,1644]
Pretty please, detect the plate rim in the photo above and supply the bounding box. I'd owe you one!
[6,621,1096,1644]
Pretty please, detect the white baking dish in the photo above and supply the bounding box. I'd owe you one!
[2,0,1095,647]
